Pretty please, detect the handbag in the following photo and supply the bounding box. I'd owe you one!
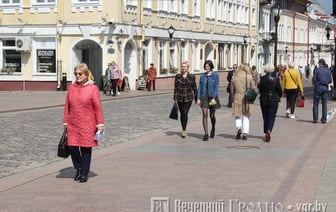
[169,103,178,120]
[245,73,257,102]
[296,93,305,107]
[57,128,70,158]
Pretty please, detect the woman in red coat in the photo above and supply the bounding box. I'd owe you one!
[63,63,104,183]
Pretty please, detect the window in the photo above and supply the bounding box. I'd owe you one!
[1,0,20,5]
[2,50,21,72]
[1,40,21,73]
[35,0,55,3]
[36,49,56,73]
[72,0,99,4]
[180,0,188,15]
[193,0,200,17]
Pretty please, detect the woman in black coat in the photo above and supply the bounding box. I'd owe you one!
[258,63,282,142]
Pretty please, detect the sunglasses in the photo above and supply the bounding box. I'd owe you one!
[74,72,83,76]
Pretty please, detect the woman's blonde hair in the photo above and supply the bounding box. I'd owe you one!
[74,63,90,78]
[238,63,251,74]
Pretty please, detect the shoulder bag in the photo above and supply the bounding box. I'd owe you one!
[245,73,257,102]
[57,128,70,158]
[169,103,178,120]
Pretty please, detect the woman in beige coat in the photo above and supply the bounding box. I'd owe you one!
[231,63,256,140]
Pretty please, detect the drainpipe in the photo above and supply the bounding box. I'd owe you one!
[307,14,311,66]
[56,1,63,91]
[292,10,296,63]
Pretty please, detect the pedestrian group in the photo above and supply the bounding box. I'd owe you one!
[63,58,333,183]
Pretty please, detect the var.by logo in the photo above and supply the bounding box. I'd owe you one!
[151,197,170,212]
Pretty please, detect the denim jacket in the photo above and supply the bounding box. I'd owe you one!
[197,71,219,99]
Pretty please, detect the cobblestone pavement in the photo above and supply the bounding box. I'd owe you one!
[0,89,229,179]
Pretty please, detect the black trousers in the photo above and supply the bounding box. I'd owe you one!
[148,80,156,91]
[285,88,298,114]
[177,101,192,131]
[69,146,92,176]
[110,79,118,95]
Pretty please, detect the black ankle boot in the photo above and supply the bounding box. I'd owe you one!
[203,134,209,141]
[74,169,82,181]
[210,127,215,138]
[79,174,88,183]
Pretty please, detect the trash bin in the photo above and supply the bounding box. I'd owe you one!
[62,73,67,91]
[136,75,147,90]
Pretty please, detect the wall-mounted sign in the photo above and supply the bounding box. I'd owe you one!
[37,49,56,73]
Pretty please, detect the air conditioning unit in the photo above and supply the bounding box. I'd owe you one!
[15,36,31,52]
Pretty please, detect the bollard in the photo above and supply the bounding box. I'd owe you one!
[62,73,67,91]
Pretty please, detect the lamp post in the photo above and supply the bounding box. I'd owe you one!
[167,25,175,73]
[243,35,248,62]
[167,25,175,40]
[325,25,336,69]
[272,3,281,73]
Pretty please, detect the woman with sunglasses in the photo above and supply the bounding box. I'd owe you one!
[63,63,104,183]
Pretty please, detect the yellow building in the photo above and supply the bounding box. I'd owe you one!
[0,0,257,91]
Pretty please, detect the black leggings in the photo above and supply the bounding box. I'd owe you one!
[285,89,298,114]
[202,107,216,135]
[177,101,192,130]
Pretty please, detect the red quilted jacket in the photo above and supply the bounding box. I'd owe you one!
[63,82,104,147]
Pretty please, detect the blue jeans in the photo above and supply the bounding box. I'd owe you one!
[313,88,328,122]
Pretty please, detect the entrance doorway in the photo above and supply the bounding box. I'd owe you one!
[72,39,103,88]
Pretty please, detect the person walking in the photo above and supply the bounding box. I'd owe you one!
[173,61,198,138]
[281,62,304,119]
[231,63,256,140]
[63,63,104,183]
[305,64,311,81]
[103,63,112,95]
[258,63,282,142]
[226,64,237,107]
[313,58,333,123]
[197,60,220,141]
[147,63,157,91]
[251,65,260,87]
[108,61,122,96]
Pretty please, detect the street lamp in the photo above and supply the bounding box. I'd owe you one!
[243,35,248,62]
[167,25,175,40]
[325,25,336,69]
[272,3,281,73]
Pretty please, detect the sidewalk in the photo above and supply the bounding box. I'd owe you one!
[0,86,336,211]
[0,89,171,113]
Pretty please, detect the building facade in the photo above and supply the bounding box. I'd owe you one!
[0,0,334,91]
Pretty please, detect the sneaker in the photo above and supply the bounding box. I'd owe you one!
[236,129,242,140]
[286,109,290,118]
[289,114,295,119]
[117,92,120,95]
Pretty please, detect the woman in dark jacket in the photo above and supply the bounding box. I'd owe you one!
[259,63,282,142]
[174,61,197,138]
